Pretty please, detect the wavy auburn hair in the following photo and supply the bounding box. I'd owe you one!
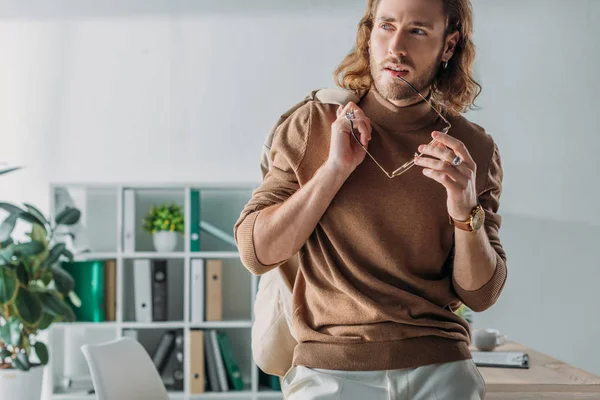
[334,0,481,116]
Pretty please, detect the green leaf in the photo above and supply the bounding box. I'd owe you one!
[37,312,54,330]
[0,237,14,249]
[50,265,75,295]
[29,223,47,244]
[62,248,74,262]
[0,322,10,345]
[0,203,45,227]
[38,290,69,317]
[0,247,14,265]
[0,266,18,305]
[42,243,66,270]
[34,341,49,365]
[12,241,45,257]
[21,334,31,356]
[41,270,52,286]
[14,287,43,327]
[22,204,48,228]
[61,303,76,322]
[13,352,30,371]
[15,262,28,285]
[68,291,81,308]
[0,348,11,359]
[0,214,18,242]
[1,318,22,347]
[55,207,81,226]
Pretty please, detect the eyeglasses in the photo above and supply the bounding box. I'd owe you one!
[347,76,451,178]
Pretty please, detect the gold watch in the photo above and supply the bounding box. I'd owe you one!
[450,204,485,232]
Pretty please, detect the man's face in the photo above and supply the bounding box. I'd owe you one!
[369,0,456,104]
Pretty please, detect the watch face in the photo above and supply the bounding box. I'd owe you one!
[472,207,485,230]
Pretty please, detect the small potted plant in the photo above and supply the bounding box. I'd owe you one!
[142,202,184,252]
[0,202,82,400]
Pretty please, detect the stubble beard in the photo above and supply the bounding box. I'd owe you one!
[369,48,444,102]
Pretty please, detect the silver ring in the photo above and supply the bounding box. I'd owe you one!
[451,156,462,167]
[345,110,355,120]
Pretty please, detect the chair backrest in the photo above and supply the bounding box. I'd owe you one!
[81,337,169,400]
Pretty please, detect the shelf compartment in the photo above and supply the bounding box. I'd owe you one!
[123,258,185,323]
[52,185,119,253]
[122,187,186,253]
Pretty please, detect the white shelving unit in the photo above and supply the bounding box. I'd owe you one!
[42,182,283,400]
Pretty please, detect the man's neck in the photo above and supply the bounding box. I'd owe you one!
[387,87,432,108]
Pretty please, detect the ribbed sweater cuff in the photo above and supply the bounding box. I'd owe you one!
[453,254,507,312]
[235,210,283,276]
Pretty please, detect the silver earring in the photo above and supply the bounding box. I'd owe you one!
[443,60,449,69]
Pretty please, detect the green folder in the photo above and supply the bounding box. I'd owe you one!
[190,190,200,251]
[61,260,105,322]
[216,331,245,391]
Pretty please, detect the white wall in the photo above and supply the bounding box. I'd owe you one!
[1,0,598,382]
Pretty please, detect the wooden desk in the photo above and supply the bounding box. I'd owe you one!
[469,340,600,399]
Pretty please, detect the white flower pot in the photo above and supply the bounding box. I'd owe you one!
[152,231,178,252]
[0,365,43,400]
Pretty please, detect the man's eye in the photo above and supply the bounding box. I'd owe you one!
[411,28,426,35]
[381,23,393,30]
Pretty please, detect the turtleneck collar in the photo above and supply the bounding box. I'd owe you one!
[359,84,440,133]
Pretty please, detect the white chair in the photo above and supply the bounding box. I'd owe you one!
[81,337,169,400]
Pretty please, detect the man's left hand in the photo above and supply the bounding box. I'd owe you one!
[415,131,478,221]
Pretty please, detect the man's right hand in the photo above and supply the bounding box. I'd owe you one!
[326,102,372,176]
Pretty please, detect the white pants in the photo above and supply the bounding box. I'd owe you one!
[282,359,486,400]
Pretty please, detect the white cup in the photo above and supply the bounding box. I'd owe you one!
[473,328,507,351]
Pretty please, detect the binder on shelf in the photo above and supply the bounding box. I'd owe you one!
[204,329,221,392]
[189,330,206,394]
[210,330,229,391]
[104,259,116,321]
[62,260,105,322]
[123,189,136,252]
[190,259,205,323]
[171,330,184,391]
[205,260,223,321]
[216,331,244,391]
[133,259,152,322]
[151,259,168,321]
[151,330,176,375]
[190,190,200,251]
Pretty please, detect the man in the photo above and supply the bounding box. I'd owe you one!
[234,0,506,398]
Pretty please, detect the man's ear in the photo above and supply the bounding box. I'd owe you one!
[443,31,460,62]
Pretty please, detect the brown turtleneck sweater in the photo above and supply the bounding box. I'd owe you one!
[234,86,507,371]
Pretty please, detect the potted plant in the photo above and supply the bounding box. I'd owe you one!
[142,202,184,252]
[0,201,82,400]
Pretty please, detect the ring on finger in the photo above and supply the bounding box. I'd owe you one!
[451,155,462,167]
[346,109,355,120]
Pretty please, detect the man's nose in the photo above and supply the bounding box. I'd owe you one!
[388,31,408,59]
